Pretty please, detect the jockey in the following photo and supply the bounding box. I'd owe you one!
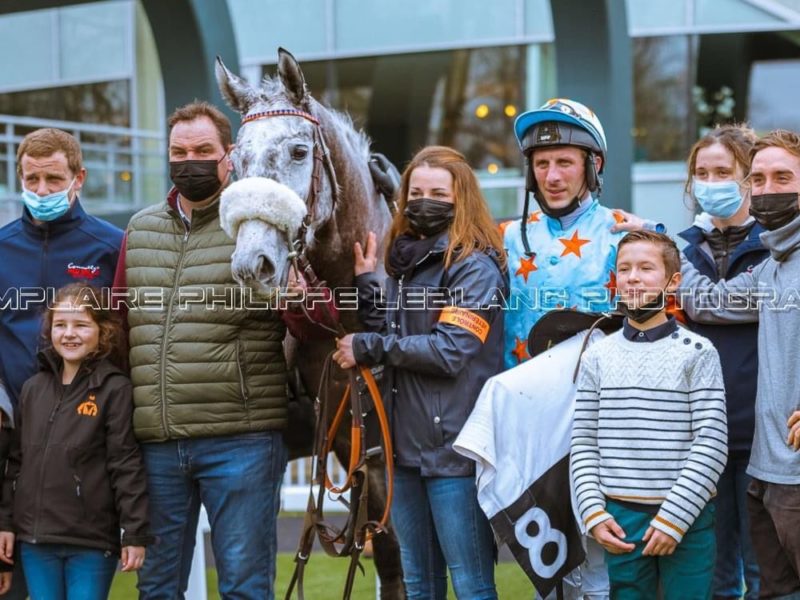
[503,98,631,371]
[502,98,627,600]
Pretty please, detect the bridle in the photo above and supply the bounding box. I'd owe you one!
[240,108,341,262]
[240,107,395,600]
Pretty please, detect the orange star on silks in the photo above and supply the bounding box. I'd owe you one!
[604,270,617,301]
[612,210,626,225]
[512,337,529,364]
[498,220,513,235]
[559,230,591,258]
[515,255,538,282]
[528,211,542,224]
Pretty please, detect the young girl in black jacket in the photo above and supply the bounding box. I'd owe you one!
[1,283,152,600]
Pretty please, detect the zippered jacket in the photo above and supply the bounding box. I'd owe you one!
[352,234,508,477]
[0,202,122,405]
[3,351,152,553]
[118,191,287,442]
[678,218,767,453]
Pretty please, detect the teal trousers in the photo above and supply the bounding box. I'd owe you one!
[605,499,716,600]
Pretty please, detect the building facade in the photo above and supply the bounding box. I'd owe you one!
[2,0,800,232]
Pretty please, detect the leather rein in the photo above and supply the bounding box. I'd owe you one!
[240,108,395,599]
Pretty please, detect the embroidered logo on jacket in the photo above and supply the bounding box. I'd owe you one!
[77,394,98,417]
[67,263,100,280]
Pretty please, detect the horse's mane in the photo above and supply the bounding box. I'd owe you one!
[258,74,372,163]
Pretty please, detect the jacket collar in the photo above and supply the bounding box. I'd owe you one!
[760,213,800,262]
[167,186,222,228]
[21,198,87,238]
[38,348,123,389]
[678,219,765,257]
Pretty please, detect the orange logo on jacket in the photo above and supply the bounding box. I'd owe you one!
[77,394,98,417]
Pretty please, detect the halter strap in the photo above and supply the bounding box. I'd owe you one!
[241,109,320,126]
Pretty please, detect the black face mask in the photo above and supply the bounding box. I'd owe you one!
[616,291,666,324]
[169,157,225,202]
[404,198,455,237]
[749,192,800,231]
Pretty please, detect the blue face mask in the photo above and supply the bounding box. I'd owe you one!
[21,178,75,222]
[692,179,743,219]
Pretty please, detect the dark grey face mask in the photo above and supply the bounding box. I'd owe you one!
[616,291,666,324]
[404,198,455,237]
[169,157,224,202]
[749,192,800,231]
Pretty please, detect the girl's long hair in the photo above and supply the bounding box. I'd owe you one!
[42,283,126,369]
[386,145,507,272]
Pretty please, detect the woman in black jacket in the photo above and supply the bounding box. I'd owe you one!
[334,145,508,599]
[1,283,152,600]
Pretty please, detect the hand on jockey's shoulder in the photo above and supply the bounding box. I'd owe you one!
[610,209,665,234]
[369,153,400,200]
[354,232,378,276]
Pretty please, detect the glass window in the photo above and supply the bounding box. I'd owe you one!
[228,0,327,63]
[269,45,527,177]
[60,2,131,81]
[335,0,519,54]
[0,81,130,126]
[749,59,800,132]
[633,36,694,161]
[0,81,133,206]
[0,12,55,89]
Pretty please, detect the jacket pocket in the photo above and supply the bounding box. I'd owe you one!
[235,340,250,410]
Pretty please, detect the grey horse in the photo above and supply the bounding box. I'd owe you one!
[215,48,403,599]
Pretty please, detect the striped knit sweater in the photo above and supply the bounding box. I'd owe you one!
[570,327,727,543]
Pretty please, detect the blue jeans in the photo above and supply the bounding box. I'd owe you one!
[391,466,497,600]
[713,453,759,600]
[136,431,288,600]
[21,542,117,600]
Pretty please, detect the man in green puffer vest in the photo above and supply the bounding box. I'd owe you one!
[113,101,289,600]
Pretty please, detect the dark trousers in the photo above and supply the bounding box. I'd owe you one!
[747,479,800,599]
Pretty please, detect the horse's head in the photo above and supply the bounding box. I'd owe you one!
[215,48,340,294]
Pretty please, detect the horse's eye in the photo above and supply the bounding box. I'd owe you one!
[290,145,309,161]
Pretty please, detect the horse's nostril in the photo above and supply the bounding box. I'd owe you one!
[257,255,276,283]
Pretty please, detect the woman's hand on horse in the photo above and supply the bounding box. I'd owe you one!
[333,334,357,369]
[354,232,378,276]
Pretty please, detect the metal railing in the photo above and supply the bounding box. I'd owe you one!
[0,113,166,225]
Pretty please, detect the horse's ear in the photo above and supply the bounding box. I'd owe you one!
[277,47,308,106]
[215,56,257,114]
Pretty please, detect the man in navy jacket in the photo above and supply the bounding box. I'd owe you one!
[0,128,122,598]
[0,128,123,405]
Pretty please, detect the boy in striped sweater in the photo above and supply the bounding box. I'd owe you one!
[571,230,728,599]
